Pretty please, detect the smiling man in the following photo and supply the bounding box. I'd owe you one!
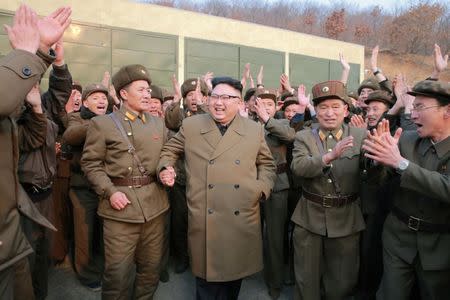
[81,64,169,299]
[63,83,108,290]
[363,80,450,300]
[158,76,276,300]
[291,80,370,300]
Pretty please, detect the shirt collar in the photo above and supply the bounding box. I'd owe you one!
[319,127,343,142]
[122,107,146,124]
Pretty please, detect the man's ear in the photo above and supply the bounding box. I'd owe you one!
[444,104,450,119]
[119,89,127,101]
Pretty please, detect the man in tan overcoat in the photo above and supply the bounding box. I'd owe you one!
[158,76,276,300]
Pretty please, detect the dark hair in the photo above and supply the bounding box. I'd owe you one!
[244,88,256,102]
[211,77,243,94]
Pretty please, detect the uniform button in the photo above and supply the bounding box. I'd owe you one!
[208,184,214,189]
[234,210,240,216]
[127,132,132,136]
[234,184,240,189]
[124,117,129,121]
[327,179,333,183]
[128,186,133,189]
[128,167,132,171]
[328,149,332,152]
[209,160,214,165]
[208,208,214,214]
[328,134,333,139]
[362,169,367,174]
[235,160,240,165]
[22,66,32,76]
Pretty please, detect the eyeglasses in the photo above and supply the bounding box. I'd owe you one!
[209,94,241,102]
[411,105,441,113]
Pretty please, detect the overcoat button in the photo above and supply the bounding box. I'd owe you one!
[22,66,32,76]
[208,184,214,189]
[235,160,240,164]
[234,210,240,216]
[209,160,214,165]
[208,208,213,214]
[234,184,239,189]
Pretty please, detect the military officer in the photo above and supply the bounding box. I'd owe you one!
[253,88,296,299]
[63,83,109,290]
[148,84,163,118]
[291,80,370,300]
[158,76,276,300]
[81,64,169,299]
[363,80,450,300]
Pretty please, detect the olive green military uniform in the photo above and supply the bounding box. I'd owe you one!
[291,81,370,300]
[377,81,450,300]
[262,117,296,296]
[0,49,56,299]
[81,65,169,299]
[63,83,109,287]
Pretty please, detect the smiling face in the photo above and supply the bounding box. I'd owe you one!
[259,97,277,118]
[83,91,108,115]
[366,100,389,127]
[358,88,373,107]
[120,80,151,114]
[411,95,449,142]
[72,89,82,112]
[284,103,301,121]
[147,98,162,117]
[315,98,348,131]
[207,83,241,125]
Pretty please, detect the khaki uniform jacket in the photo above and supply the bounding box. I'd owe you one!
[0,49,55,271]
[264,118,296,192]
[290,124,366,238]
[158,113,276,281]
[164,101,207,131]
[81,107,169,223]
[62,112,90,188]
[383,131,450,270]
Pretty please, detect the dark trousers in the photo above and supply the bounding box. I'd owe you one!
[70,187,104,285]
[196,277,242,300]
[21,194,53,300]
[169,183,189,265]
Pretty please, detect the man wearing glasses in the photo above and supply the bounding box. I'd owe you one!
[158,77,276,300]
[363,80,450,300]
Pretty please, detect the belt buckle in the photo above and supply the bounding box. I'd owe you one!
[407,215,422,231]
[322,196,333,208]
[131,177,142,188]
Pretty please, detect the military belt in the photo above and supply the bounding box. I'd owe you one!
[276,163,288,174]
[110,175,156,188]
[303,190,358,208]
[392,206,450,233]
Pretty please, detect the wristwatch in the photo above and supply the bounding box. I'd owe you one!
[396,159,410,173]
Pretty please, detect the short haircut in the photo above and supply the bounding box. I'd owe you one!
[211,77,243,95]
[436,96,449,106]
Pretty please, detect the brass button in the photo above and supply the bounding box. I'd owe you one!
[328,134,333,139]
[128,167,132,171]
[327,179,333,183]
[127,132,132,136]
[328,149,332,152]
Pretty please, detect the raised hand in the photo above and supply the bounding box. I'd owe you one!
[101,71,111,88]
[431,44,448,79]
[280,74,293,93]
[37,6,72,52]
[171,74,182,102]
[322,136,354,165]
[26,83,43,113]
[4,4,40,53]
[370,45,379,72]
[350,114,367,128]
[257,65,264,86]
[253,98,270,124]
[339,53,350,71]
[297,84,310,108]
[53,39,65,66]
[202,71,214,92]
[363,127,403,168]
